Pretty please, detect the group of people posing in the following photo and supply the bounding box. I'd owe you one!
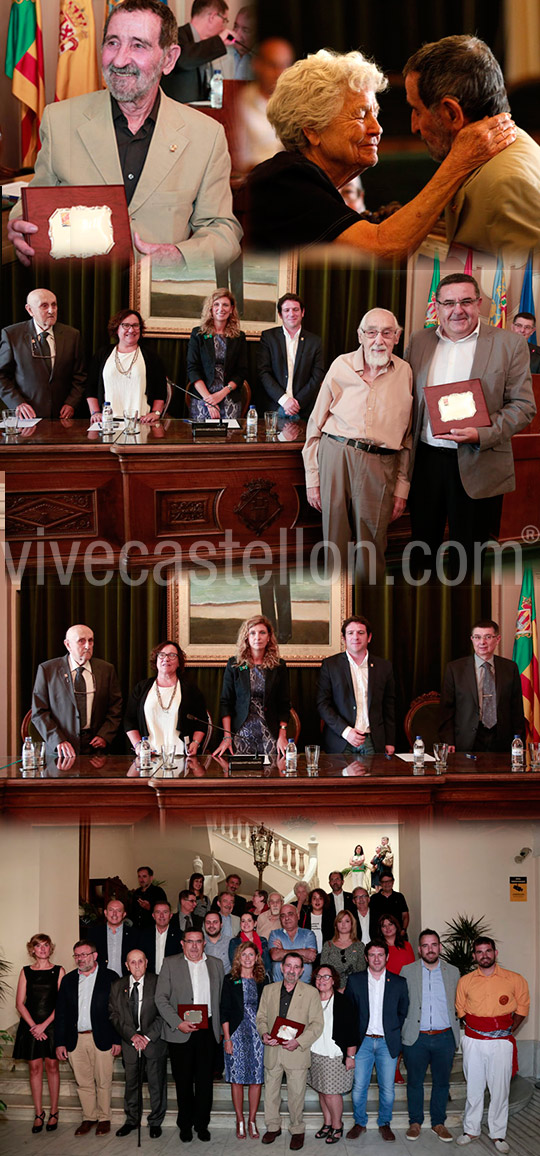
[15,865,529,1151]
[30,612,525,763]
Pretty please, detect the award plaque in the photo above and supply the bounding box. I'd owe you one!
[21,185,133,263]
[424,378,491,436]
[177,1003,209,1029]
[270,1016,305,1042]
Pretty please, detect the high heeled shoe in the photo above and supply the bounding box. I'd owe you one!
[236,1118,246,1139]
[326,1125,344,1144]
[315,1124,332,1139]
[248,1119,259,1139]
[32,1112,45,1133]
[46,1112,59,1132]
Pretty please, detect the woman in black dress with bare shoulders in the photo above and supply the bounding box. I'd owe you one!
[13,933,65,1133]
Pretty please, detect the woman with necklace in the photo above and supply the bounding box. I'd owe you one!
[125,640,208,757]
[321,911,366,991]
[86,308,167,423]
[308,964,358,1145]
[188,289,247,421]
[13,933,65,1133]
[213,615,290,759]
[220,942,268,1139]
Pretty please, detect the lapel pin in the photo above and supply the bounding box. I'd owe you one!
[170,143,178,152]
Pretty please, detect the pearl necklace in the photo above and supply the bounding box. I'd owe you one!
[155,679,178,712]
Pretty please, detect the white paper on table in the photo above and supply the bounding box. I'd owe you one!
[437,391,476,422]
[396,752,436,763]
[0,417,41,428]
[48,205,115,259]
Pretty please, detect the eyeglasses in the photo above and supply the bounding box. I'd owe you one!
[120,323,140,332]
[73,951,95,961]
[471,634,498,641]
[157,652,178,661]
[436,298,479,309]
[361,328,397,339]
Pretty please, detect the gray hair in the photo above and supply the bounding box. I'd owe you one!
[266,48,388,154]
[403,36,509,120]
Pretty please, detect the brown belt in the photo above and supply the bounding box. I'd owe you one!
[419,1029,451,1036]
[78,1030,93,1035]
[366,1033,384,1038]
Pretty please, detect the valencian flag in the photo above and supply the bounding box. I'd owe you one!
[5,0,45,167]
[56,0,100,102]
[463,249,474,277]
[518,252,537,344]
[424,254,440,328]
[488,255,507,328]
[512,568,540,743]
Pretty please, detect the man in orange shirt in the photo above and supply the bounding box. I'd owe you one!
[455,937,529,1154]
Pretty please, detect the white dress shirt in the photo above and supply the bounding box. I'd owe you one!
[366,968,386,1036]
[422,322,480,448]
[69,656,95,730]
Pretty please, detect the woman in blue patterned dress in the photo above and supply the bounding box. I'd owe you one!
[214,616,290,759]
[220,942,268,1138]
[187,289,247,421]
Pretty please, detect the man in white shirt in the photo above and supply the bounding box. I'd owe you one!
[0,288,86,418]
[258,293,324,422]
[345,942,409,1142]
[109,949,168,1139]
[139,901,183,973]
[31,623,122,758]
[155,931,224,1143]
[352,888,371,944]
[406,274,535,578]
[317,615,395,756]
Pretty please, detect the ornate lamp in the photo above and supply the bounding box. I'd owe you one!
[250,823,274,889]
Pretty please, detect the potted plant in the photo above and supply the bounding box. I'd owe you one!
[440,913,493,976]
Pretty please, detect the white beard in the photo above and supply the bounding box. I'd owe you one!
[365,349,391,369]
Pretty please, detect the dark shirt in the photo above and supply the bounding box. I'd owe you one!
[279,983,296,1019]
[112,92,160,204]
[247,151,361,251]
[529,343,540,374]
[369,889,409,939]
[130,882,168,930]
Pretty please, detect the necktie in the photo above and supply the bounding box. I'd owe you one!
[130,981,140,1029]
[74,666,88,729]
[481,662,496,729]
[38,330,52,376]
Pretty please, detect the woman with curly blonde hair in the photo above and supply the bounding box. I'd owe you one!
[220,942,268,1138]
[14,933,65,1133]
[214,615,290,759]
[188,288,248,421]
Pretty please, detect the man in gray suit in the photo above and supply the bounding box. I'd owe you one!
[155,930,223,1143]
[0,288,86,419]
[109,949,168,1139]
[401,929,460,1143]
[406,273,536,576]
[8,0,241,270]
[31,624,122,758]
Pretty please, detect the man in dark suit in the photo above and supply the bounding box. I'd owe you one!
[406,274,535,576]
[31,623,122,758]
[439,618,525,752]
[92,900,135,977]
[0,288,86,418]
[155,930,224,1142]
[317,615,395,756]
[139,901,183,973]
[109,949,168,1139]
[322,871,360,941]
[161,0,232,104]
[511,312,540,374]
[257,293,324,421]
[55,939,121,1137]
[210,872,247,916]
[345,941,409,1142]
[170,890,205,939]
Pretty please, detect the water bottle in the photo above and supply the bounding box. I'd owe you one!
[22,736,35,770]
[511,734,524,772]
[285,739,297,774]
[139,736,152,771]
[210,69,223,109]
[102,401,114,434]
[413,735,425,775]
[246,405,258,439]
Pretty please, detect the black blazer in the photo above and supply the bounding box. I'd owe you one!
[92,923,136,974]
[0,319,86,416]
[325,991,360,1060]
[161,23,227,104]
[124,675,208,746]
[317,651,395,754]
[257,326,324,420]
[168,911,204,939]
[439,655,526,751]
[86,343,167,411]
[228,934,271,974]
[220,973,269,1038]
[345,969,408,1059]
[219,658,290,739]
[55,965,120,1053]
[321,893,360,943]
[187,328,248,395]
[137,924,184,973]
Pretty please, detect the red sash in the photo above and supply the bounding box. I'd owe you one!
[464,1013,518,1076]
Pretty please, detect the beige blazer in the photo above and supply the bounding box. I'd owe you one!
[11,89,241,269]
[256,980,324,1071]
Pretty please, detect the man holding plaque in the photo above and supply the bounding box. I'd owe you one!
[406,273,535,576]
[8,0,241,271]
[155,930,223,1143]
[256,952,324,1150]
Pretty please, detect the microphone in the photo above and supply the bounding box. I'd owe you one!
[186,713,259,757]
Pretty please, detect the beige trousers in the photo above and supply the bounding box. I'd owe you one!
[319,434,397,581]
[264,1060,309,1135]
[69,1033,114,1122]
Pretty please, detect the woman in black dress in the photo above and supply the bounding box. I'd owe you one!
[14,933,65,1133]
[188,289,247,421]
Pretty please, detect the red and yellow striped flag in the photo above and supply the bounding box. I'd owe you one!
[56,0,99,102]
[5,0,45,167]
[512,569,540,743]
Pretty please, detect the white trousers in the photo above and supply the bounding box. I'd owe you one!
[462,1035,513,1139]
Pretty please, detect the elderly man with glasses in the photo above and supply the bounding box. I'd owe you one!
[439,618,525,753]
[303,308,413,581]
